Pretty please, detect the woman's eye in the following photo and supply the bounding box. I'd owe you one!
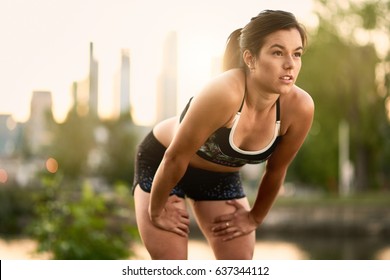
[294,52,302,58]
[273,51,283,56]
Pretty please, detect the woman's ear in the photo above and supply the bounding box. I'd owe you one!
[243,50,255,70]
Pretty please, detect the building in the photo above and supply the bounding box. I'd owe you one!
[71,42,99,118]
[156,31,178,123]
[25,91,54,155]
[120,49,131,116]
[0,114,19,157]
[71,79,89,116]
[89,42,99,117]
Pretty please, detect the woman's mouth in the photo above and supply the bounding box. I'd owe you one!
[280,75,293,81]
[279,75,294,84]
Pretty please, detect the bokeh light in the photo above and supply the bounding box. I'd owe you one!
[45,158,59,174]
[0,168,8,184]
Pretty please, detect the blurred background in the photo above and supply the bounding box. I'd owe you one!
[0,0,389,260]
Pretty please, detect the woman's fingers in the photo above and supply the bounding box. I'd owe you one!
[168,206,190,236]
[178,209,190,221]
[210,200,256,241]
[151,195,191,237]
[212,220,234,232]
[225,199,243,209]
[212,223,244,241]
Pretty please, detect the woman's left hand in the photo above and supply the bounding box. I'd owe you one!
[211,200,258,241]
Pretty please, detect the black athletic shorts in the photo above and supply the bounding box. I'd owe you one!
[132,131,246,201]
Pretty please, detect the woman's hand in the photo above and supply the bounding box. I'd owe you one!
[149,195,190,237]
[211,200,258,241]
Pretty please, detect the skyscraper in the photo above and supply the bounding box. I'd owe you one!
[89,42,99,117]
[71,78,89,117]
[120,49,131,116]
[71,43,99,118]
[156,31,178,123]
[25,91,54,154]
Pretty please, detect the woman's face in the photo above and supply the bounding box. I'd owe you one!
[252,28,303,95]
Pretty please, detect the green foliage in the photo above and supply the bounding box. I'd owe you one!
[0,185,39,236]
[22,93,141,258]
[29,175,138,259]
[48,109,139,186]
[287,0,390,192]
[99,115,137,184]
[351,0,390,31]
[51,111,95,178]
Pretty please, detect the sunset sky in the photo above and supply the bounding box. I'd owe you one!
[0,0,316,125]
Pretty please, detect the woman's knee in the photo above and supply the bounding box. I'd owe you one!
[190,200,255,259]
[134,186,189,259]
[143,235,188,260]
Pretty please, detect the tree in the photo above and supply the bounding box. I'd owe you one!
[288,0,390,192]
[99,114,138,185]
[50,109,95,179]
[30,175,137,259]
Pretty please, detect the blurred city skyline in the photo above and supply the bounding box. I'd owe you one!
[0,0,316,125]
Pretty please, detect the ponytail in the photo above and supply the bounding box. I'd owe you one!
[222,28,244,72]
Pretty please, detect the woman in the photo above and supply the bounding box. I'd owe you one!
[133,10,314,260]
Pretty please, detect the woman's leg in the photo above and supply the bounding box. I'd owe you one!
[134,185,189,259]
[189,198,255,260]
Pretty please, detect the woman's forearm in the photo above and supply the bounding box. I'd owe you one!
[149,155,188,218]
[250,167,287,225]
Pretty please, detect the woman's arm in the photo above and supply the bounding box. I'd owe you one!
[212,89,314,240]
[250,90,314,225]
[149,71,244,235]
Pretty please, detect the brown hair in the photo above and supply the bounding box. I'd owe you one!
[222,10,307,71]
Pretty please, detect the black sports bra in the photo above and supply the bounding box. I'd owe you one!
[179,95,282,167]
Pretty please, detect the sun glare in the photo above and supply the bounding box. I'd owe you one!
[177,34,224,109]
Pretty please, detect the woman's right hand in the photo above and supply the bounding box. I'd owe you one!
[149,195,190,237]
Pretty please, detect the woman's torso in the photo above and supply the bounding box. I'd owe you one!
[153,69,294,173]
[153,117,244,172]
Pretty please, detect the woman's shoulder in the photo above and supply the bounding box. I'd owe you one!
[285,85,314,113]
[280,85,314,133]
[195,69,246,108]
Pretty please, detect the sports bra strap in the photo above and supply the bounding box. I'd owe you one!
[238,82,247,113]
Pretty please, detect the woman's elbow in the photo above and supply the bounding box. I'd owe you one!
[162,149,190,171]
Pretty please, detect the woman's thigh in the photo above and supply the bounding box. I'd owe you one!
[133,185,189,259]
[189,198,255,260]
